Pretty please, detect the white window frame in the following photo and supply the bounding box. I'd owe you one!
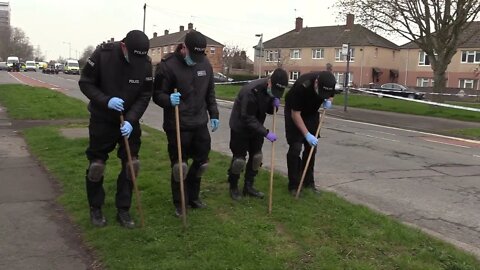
[459,79,476,89]
[266,50,279,62]
[461,50,480,63]
[419,51,431,66]
[334,72,353,86]
[416,77,433,87]
[163,46,168,53]
[334,48,355,62]
[210,47,215,54]
[290,71,300,80]
[290,49,301,59]
[312,48,324,59]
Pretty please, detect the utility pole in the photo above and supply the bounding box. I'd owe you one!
[343,43,351,112]
[255,33,263,79]
[143,3,146,33]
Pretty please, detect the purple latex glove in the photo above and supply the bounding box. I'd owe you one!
[272,98,280,109]
[265,131,277,142]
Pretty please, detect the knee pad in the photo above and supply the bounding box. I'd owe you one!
[251,152,263,171]
[195,162,209,177]
[126,158,140,179]
[230,157,246,174]
[172,162,187,182]
[87,161,105,182]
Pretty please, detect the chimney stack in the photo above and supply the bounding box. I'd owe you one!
[110,38,114,43]
[164,29,169,35]
[153,32,157,38]
[295,17,303,32]
[188,22,193,30]
[346,14,354,30]
[180,25,184,32]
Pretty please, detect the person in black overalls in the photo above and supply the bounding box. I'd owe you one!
[153,30,219,217]
[227,68,288,200]
[284,71,336,196]
[79,30,153,228]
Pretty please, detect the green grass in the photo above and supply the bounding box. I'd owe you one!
[448,128,480,140]
[0,84,89,119]
[1,84,479,269]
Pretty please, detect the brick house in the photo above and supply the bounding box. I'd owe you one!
[256,15,400,88]
[148,23,224,72]
[399,21,480,91]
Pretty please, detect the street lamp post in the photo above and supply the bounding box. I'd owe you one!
[255,33,263,79]
[63,41,72,59]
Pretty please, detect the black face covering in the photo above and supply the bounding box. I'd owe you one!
[270,84,286,99]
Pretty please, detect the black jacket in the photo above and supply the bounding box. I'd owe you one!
[229,78,274,136]
[79,42,153,124]
[153,52,219,131]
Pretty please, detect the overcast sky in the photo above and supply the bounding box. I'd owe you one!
[10,0,352,61]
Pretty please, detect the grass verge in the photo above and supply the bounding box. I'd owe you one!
[1,84,479,269]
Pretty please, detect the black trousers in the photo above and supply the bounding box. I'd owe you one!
[166,125,211,207]
[227,130,264,187]
[85,118,141,210]
[284,110,319,191]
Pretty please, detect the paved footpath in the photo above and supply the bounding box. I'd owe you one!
[0,106,97,270]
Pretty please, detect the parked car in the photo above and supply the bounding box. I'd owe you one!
[213,72,233,83]
[6,56,20,72]
[0,62,7,71]
[25,61,37,72]
[368,83,425,100]
[63,59,80,75]
[43,64,59,74]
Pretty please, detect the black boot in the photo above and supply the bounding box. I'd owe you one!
[243,183,264,199]
[230,186,242,201]
[90,207,106,227]
[228,171,242,201]
[116,209,135,229]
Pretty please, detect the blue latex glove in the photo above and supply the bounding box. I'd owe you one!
[323,99,332,109]
[265,131,277,142]
[305,132,318,147]
[108,97,124,111]
[170,92,181,106]
[120,121,133,137]
[272,98,280,109]
[210,119,220,132]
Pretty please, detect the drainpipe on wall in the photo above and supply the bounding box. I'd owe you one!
[404,49,409,85]
[360,47,364,86]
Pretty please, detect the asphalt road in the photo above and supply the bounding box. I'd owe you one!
[2,70,480,257]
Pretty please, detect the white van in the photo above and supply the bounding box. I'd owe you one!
[64,59,80,75]
[25,61,37,72]
[6,56,20,72]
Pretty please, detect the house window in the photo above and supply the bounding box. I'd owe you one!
[312,48,324,59]
[461,51,480,63]
[265,70,273,76]
[170,45,175,52]
[150,49,155,56]
[459,79,477,89]
[210,47,215,54]
[266,50,279,62]
[163,46,168,53]
[416,77,433,87]
[334,72,353,86]
[334,48,355,62]
[290,71,300,80]
[290,49,301,59]
[419,51,431,66]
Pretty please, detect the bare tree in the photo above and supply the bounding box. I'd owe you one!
[223,44,246,76]
[9,27,34,61]
[335,0,480,92]
[79,45,94,68]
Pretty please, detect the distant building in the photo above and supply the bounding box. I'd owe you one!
[148,23,224,72]
[256,15,399,87]
[0,1,10,27]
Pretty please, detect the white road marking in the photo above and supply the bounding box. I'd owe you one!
[473,155,480,158]
[333,117,480,145]
[7,72,25,84]
[423,138,471,148]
